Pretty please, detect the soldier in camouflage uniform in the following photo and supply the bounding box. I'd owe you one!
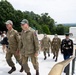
[5,20,23,74]
[41,34,51,60]
[51,34,61,62]
[19,19,39,75]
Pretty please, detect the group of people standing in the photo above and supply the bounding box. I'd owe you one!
[1,19,73,75]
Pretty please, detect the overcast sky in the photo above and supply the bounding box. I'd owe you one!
[8,0,76,23]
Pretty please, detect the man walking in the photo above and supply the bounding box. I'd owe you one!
[61,33,73,73]
[41,34,51,60]
[61,33,73,60]
[51,34,61,62]
[19,19,39,75]
[5,20,23,74]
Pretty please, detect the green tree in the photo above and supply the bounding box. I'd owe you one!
[42,25,51,34]
[64,26,69,34]
[56,24,65,35]
[0,0,55,34]
[0,0,15,31]
[40,13,55,34]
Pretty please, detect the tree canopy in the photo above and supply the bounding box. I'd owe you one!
[0,0,69,34]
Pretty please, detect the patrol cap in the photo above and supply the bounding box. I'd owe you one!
[5,20,13,25]
[20,19,29,25]
[55,34,58,36]
[44,34,47,36]
[65,33,69,36]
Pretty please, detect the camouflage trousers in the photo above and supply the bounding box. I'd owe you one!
[52,48,59,58]
[43,48,50,56]
[21,53,39,73]
[6,50,21,67]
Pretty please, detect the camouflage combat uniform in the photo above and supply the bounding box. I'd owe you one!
[19,28,39,74]
[51,37,61,61]
[6,28,23,72]
[41,35,51,60]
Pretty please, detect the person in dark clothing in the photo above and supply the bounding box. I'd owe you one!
[1,37,8,45]
[1,37,8,53]
[61,33,73,73]
[61,33,73,60]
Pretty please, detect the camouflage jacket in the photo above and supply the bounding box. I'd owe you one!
[19,28,39,55]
